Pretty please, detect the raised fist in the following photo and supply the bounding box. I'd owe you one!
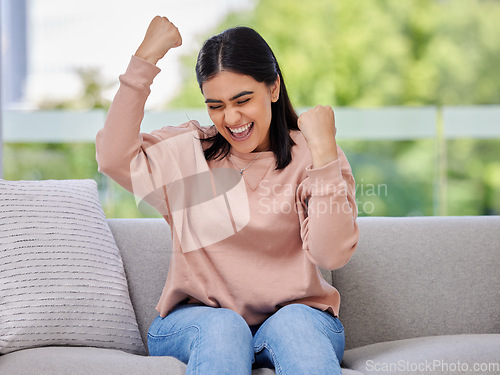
[298,105,337,147]
[135,16,182,65]
[298,105,339,168]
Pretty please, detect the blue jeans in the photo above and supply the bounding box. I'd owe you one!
[148,303,345,375]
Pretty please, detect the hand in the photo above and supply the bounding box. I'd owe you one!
[135,16,182,65]
[298,105,338,168]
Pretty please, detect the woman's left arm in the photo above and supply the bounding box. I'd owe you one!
[296,105,359,271]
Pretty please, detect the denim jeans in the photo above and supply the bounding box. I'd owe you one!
[147,303,345,375]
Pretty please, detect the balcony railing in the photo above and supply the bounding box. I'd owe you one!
[3,106,499,141]
[2,106,499,217]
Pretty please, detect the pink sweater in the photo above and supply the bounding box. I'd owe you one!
[95,56,359,325]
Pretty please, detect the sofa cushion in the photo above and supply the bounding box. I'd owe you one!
[0,346,363,375]
[0,179,145,355]
[341,369,366,375]
[0,347,186,375]
[342,334,500,375]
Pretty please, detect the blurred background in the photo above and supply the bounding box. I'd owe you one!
[1,0,499,218]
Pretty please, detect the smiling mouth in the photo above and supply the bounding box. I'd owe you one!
[227,122,254,141]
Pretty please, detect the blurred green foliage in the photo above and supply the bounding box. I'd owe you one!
[3,142,154,218]
[170,0,500,216]
[4,0,500,217]
[170,0,500,108]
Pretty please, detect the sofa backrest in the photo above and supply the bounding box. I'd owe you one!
[107,219,170,349]
[107,216,500,351]
[335,216,500,349]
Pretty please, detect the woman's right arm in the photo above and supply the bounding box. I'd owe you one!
[95,16,182,193]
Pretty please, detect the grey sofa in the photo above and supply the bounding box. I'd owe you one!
[1,216,499,374]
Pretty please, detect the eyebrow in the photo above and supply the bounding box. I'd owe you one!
[205,91,254,104]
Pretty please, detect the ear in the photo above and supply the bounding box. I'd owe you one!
[270,75,280,102]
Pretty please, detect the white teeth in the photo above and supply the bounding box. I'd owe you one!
[228,123,252,134]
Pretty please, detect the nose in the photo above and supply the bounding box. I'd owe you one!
[224,106,242,126]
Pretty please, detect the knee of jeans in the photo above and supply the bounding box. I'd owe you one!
[278,304,344,333]
[265,303,338,338]
[274,303,313,321]
[202,308,252,340]
[148,315,164,337]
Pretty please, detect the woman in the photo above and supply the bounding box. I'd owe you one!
[96,15,359,375]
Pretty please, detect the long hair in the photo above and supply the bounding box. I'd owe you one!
[196,27,299,170]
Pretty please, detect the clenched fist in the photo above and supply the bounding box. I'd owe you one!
[298,105,339,168]
[135,16,182,65]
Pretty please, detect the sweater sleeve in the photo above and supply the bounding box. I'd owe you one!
[296,146,359,270]
[95,56,198,215]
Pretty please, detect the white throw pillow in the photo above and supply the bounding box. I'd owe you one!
[0,179,146,355]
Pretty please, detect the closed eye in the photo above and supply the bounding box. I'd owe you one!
[208,105,223,110]
[237,98,251,105]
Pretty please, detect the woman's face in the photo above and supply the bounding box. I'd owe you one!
[202,71,280,154]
